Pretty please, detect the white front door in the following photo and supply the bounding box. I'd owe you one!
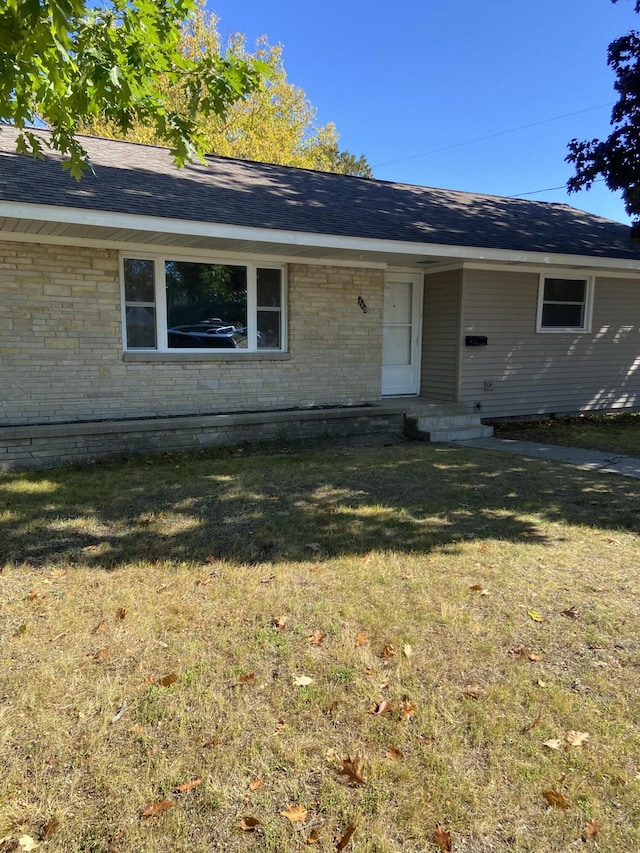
[382,273,422,396]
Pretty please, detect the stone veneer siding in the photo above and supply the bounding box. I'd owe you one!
[1,242,384,427]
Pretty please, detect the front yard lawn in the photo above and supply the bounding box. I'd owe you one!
[492,411,640,457]
[1,442,639,852]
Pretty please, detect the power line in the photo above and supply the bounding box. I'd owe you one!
[372,103,613,169]
[512,183,568,197]
[512,177,606,198]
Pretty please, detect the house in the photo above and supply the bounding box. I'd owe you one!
[1,126,639,469]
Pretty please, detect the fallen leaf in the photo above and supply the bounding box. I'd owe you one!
[50,569,67,579]
[528,653,544,662]
[309,629,327,647]
[386,745,404,761]
[141,798,176,818]
[92,619,107,634]
[543,738,563,750]
[368,699,393,716]
[381,643,397,659]
[561,606,579,619]
[157,673,178,687]
[281,803,307,824]
[528,610,545,622]
[271,615,287,631]
[336,823,356,851]
[510,644,532,658]
[107,828,125,852]
[294,675,314,687]
[236,816,261,832]
[338,753,367,786]
[403,643,413,658]
[115,607,127,620]
[355,631,370,647]
[536,679,547,688]
[174,778,201,792]
[542,789,571,810]
[469,584,490,595]
[565,730,590,747]
[248,777,263,792]
[462,684,486,699]
[90,646,111,663]
[399,698,416,721]
[238,672,256,684]
[306,828,321,844]
[433,825,452,852]
[584,818,603,839]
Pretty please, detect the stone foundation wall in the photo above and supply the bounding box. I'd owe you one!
[0,407,404,471]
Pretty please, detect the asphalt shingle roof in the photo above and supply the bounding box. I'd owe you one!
[1,125,639,261]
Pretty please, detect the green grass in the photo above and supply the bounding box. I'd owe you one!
[492,411,640,456]
[1,442,640,852]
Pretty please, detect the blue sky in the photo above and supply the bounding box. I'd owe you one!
[207,0,638,224]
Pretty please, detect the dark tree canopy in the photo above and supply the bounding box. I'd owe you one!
[567,0,640,236]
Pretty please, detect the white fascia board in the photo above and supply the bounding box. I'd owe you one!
[2,199,640,273]
[460,260,640,280]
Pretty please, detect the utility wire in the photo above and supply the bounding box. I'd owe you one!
[372,102,613,168]
[512,177,606,198]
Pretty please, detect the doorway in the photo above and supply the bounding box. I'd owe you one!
[381,273,423,396]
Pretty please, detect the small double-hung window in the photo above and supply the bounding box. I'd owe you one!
[122,257,285,352]
[536,275,593,333]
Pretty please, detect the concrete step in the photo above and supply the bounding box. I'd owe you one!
[426,424,494,443]
[411,413,485,430]
[404,412,494,443]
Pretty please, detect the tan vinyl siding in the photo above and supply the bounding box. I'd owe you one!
[421,269,462,401]
[0,242,384,427]
[459,268,640,417]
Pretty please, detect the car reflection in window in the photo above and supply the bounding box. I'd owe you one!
[168,319,252,349]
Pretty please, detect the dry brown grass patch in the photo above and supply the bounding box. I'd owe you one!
[1,443,639,851]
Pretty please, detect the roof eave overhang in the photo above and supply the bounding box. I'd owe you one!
[2,200,640,273]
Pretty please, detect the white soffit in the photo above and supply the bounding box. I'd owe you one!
[1,200,640,273]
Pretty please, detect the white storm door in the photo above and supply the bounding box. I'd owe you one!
[382,273,422,396]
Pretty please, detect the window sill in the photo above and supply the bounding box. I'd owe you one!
[123,351,292,363]
[536,328,591,334]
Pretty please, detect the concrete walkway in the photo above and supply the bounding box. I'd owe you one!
[458,437,640,480]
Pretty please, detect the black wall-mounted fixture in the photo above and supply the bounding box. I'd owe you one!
[465,335,488,347]
[357,296,368,313]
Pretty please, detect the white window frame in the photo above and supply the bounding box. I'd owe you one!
[536,273,594,334]
[120,253,287,353]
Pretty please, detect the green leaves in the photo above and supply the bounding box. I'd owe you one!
[0,0,266,177]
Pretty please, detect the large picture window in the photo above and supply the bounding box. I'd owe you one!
[536,275,593,333]
[122,256,285,351]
